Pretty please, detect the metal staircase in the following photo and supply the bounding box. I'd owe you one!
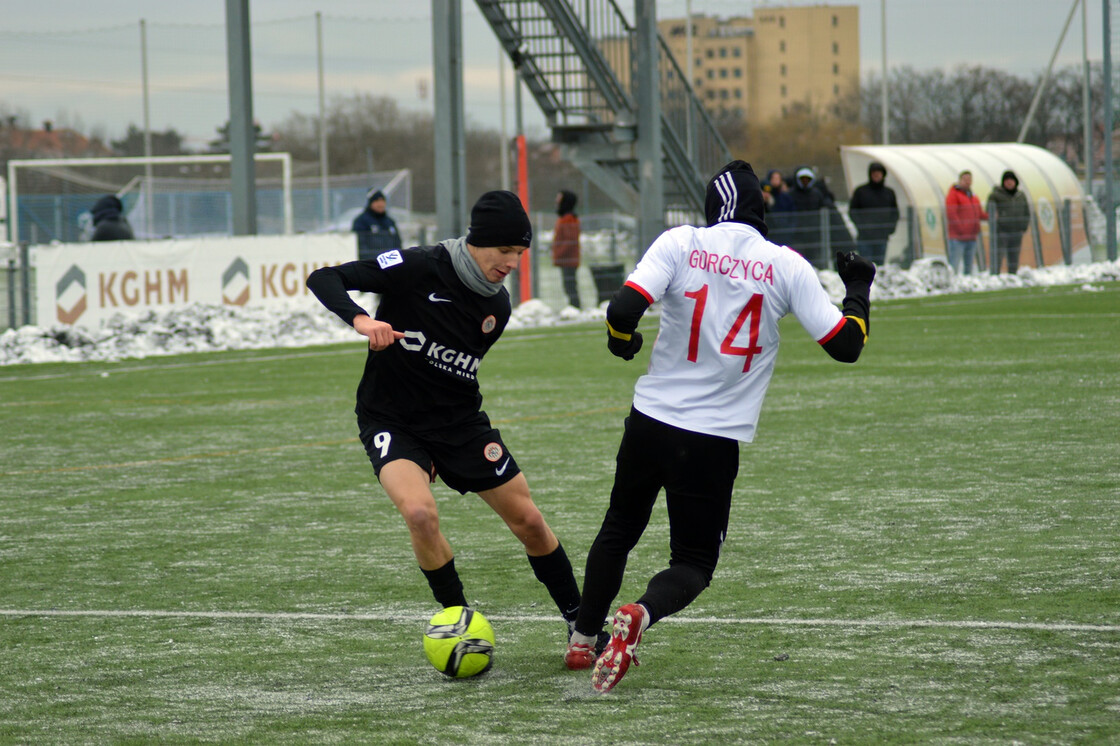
[475,0,731,218]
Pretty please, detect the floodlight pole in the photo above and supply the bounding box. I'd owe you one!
[880,0,889,144]
[1104,0,1117,260]
[432,0,467,238]
[685,0,694,158]
[1018,0,1080,143]
[316,12,330,229]
[225,0,257,235]
[498,48,510,192]
[140,19,154,235]
[635,0,664,255]
[1082,0,1092,199]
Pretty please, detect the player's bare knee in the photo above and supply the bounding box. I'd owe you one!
[512,510,553,550]
[402,505,440,538]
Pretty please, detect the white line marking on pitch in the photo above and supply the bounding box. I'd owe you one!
[1,609,1116,633]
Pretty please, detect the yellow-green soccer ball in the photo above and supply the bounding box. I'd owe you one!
[423,606,495,678]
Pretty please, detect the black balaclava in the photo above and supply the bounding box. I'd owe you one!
[704,160,768,237]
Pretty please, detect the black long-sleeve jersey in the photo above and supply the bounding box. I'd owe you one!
[306,245,511,432]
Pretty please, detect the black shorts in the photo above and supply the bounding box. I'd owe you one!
[357,412,521,495]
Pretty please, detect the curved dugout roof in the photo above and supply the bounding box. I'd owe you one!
[840,143,1088,267]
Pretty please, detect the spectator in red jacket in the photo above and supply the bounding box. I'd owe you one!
[944,171,988,275]
[552,190,582,309]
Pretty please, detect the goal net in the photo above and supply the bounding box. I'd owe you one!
[6,153,292,244]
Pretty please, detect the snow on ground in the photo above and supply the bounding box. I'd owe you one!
[2,258,1117,366]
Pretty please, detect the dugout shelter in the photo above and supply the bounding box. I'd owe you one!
[840,143,1090,268]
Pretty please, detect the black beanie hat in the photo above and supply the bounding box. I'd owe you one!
[705,160,768,236]
[366,188,386,203]
[467,190,533,248]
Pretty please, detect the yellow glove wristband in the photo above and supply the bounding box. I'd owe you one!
[606,321,632,341]
[845,315,868,344]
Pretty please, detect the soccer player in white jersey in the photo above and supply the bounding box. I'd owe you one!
[563,161,876,692]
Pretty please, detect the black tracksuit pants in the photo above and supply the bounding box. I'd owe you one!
[574,407,739,635]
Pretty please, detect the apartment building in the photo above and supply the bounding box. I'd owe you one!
[660,4,859,122]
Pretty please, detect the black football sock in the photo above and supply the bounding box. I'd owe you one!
[527,543,581,623]
[636,563,710,627]
[421,558,468,608]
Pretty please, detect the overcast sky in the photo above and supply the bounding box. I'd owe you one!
[0,0,1105,149]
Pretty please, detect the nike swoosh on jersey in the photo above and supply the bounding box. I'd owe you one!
[428,293,452,303]
[494,458,510,476]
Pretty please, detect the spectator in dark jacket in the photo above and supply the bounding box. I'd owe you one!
[986,170,1031,274]
[788,167,827,266]
[762,169,795,248]
[762,169,794,213]
[848,161,899,265]
[788,167,853,268]
[90,195,135,241]
[351,188,402,260]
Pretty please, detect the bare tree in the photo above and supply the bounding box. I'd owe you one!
[854,63,1102,168]
[272,93,603,214]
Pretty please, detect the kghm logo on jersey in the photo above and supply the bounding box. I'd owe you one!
[398,329,482,381]
[483,442,504,462]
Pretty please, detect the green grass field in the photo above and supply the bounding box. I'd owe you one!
[2,284,1119,744]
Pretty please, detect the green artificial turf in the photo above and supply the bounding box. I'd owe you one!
[2,283,1118,744]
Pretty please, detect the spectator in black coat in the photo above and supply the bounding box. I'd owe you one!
[351,188,402,260]
[90,195,135,241]
[763,169,796,249]
[848,161,899,265]
[788,167,853,268]
[986,170,1031,274]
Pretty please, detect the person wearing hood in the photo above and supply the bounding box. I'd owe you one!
[308,191,600,660]
[89,195,134,242]
[565,161,876,692]
[786,166,854,268]
[551,189,582,309]
[351,188,402,260]
[944,170,988,275]
[985,170,1031,274]
[848,162,899,265]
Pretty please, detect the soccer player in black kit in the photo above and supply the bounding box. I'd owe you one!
[307,191,597,655]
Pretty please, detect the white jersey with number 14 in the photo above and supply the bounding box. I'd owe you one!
[626,222,844,442]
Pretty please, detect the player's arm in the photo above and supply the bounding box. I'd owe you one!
[604,229,683,360]
[306,256,407,349]
[820,251,875,363]
[351,313,405,351]
[605,283,651,361]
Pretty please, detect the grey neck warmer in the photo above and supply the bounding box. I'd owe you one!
[443,236,505,297]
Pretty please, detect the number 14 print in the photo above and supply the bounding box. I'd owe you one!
[684,284,764,372]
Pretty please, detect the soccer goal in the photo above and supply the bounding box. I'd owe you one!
[6,153,293,244]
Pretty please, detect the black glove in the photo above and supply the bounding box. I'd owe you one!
[835,251,876,285]
[607,329,644,361]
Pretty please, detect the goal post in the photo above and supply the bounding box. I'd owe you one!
[7,153,293,244]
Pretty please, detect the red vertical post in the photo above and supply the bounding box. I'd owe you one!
[515,134,532,303]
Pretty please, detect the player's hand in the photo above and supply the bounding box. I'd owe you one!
[353,315,405,351]
[836,251,876,284]
[607,330,643,361]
